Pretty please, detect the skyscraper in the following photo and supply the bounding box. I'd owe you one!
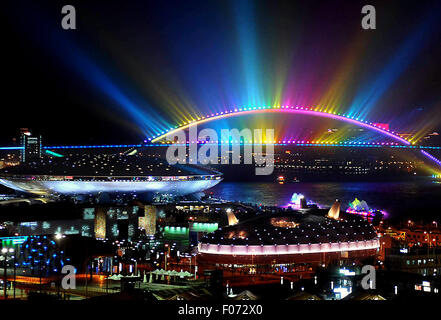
[139,205,156,236]
[19,128,42,163]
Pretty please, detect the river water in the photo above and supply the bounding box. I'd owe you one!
[209,179,441,222]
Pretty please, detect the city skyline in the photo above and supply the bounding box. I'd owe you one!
[1,0,440,307]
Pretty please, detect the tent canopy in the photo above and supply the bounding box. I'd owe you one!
[107,274,123,280]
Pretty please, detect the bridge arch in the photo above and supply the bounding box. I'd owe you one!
[148,105,441,170]
[150,106,411,145]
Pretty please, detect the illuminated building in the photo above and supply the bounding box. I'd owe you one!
[139,205,157,236]
[287,193,312,209]
[94,207,107,239]
[385,247,441,276]
[14,205,142,241]
[0,153,20,169]
[19,128,42,163]
[272,147,426,178]
[197,210,379,271]
[346,198,386,221]
[0,154,222,197]
[327,200,340,219]
[16,235,68,276]
[392,227,441,247]
[163,222,219,248]
[226,208,239,226]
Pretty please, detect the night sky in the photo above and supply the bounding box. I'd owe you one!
[1,0,441,146]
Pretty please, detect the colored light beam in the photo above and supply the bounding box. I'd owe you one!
[60,43,171,138]
[234,0,264,107]
[0,147,23,150]
[44,144,142,150]
[8,2,174,139]
[150,105,411,145]
[44,150,64,158]
[347,10,440,120]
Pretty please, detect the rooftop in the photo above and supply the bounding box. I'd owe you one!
[0,154,220,178]
[200,210,378,246]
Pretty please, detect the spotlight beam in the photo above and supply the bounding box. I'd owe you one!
[150,106,411,145]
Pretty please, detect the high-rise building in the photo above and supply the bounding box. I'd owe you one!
[94,207,107,239]
[19,128,42,163]
[139,205,156,236]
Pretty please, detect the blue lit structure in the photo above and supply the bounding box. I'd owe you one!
[18,235,68,276]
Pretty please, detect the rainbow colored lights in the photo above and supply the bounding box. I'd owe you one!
[156,141,403,147]
[1,104,440,170]
[145,105,441,169]
[346,198,387,221]
[14,2,440,151]
[45,144,143,149]
[149,106,412,145]
[346,208,387,218]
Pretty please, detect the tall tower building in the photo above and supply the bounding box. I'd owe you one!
[94,207,107,239]
[139,205,157,236]
[19,128,42,163]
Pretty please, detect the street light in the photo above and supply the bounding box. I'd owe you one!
[9,249,16,300]
[1,248,14,300]
[164,244,170,271]
[1,248,7,300]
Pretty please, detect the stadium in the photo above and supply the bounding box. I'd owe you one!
[197,210,380,268]
[0,154,222,196]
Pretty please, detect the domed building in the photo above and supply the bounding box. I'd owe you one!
[197,210,379,271]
